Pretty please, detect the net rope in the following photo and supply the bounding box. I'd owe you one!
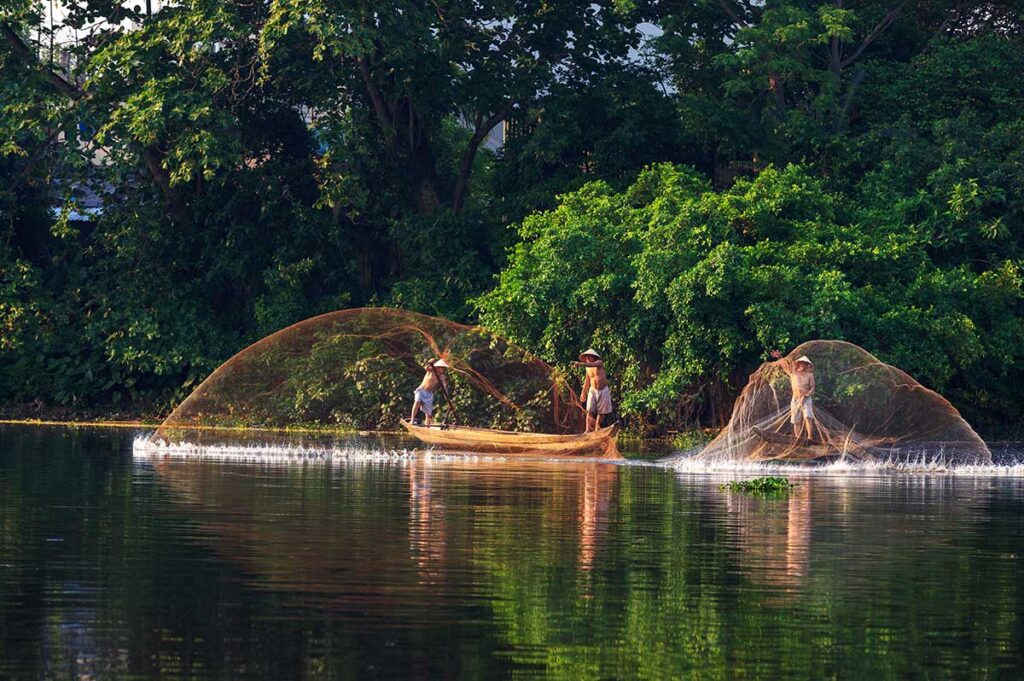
[153,308,586,446]
[694,340,990,464]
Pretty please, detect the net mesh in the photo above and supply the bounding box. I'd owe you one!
[695,340,990,464]
[152,308,585,445]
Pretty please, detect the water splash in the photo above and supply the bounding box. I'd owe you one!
[131,433,663,468]
[132,435,511,465]
[668,446,1024,477]
[133,434,1024,476]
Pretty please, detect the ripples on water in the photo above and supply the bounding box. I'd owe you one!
[2,424,1024,679]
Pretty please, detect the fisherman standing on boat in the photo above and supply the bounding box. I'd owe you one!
[410,359,449,426]
[575,349,612,433]
[772,350,820,441]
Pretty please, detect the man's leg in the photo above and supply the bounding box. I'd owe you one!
[411,399,422,423]
[424,409,433,426]
[806,401,823,444]
[594,413,603,429]
[585,412,595,432]
[801,402,816,441]
[809,418,823,442]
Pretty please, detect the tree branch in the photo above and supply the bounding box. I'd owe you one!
[2,23,84,99]
[3,22,189,222]
[923,0,968,52]
[834,66,866,133]
[717,0,748,28]
[139,147,185,221]
[356,55,396,142]
[715,2,786,118]
[828,1,844,78]
[452,98,514,214]
[840,2,906,69]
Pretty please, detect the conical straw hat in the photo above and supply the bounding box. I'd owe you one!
[794,355,813,366]
[433,359,450,368]
[579,349,601,360]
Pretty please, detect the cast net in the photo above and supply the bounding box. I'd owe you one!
[696,341,990,464]
[151,308,587,447]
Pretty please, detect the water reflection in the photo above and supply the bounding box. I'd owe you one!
[722,482,811,590]
[716,474,999,596]
[3,425,1024,680]
[408,458,447,583]
[578,464,618,575]
[149,455,622,611]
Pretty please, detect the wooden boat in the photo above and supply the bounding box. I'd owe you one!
[752,426,830,448]
[400,420,620,458]
[751,426,878,461]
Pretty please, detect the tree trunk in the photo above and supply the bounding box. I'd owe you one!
[409,133,442,215]
[452,101,514,214]
[140,146,187,221]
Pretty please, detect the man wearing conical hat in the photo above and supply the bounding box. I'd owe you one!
[410,358,449,425]
[772,350,819,440]
[574,349,612,432]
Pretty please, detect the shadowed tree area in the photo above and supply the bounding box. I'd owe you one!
[1,1,1022,435]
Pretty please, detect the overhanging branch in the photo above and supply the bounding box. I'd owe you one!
[840,2,907,69]
[3,22,187,221]
[2,22,84,99]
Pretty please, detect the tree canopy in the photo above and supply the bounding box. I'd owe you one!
[2,1,1022,433]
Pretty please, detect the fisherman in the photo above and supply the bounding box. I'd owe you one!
[771,350,819,441]
[574,349,612,433]
[410,359,449,426]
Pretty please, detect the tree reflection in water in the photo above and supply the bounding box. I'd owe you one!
[3,426,1024,680]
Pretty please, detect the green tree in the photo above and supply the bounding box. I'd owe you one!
[476,163,1023,433]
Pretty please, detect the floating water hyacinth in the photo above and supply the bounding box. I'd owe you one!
[720,477,795,496]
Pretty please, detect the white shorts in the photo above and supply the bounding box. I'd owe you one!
[413,387,435,415]
[790,396,813,424]
[586,387,613,415]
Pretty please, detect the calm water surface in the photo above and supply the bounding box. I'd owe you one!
[2,424,1024,679]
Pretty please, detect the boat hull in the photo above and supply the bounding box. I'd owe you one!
[751,426,879,461]
[400,420,620,458]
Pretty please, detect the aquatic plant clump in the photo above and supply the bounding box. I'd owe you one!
[696,341,991,465]
[152,308,585,445]
[720,477,795,496]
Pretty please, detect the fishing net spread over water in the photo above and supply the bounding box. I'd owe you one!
[696,341,990,464]
[152,308,584,445]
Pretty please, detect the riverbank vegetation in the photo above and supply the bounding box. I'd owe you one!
[2,2,1022,435]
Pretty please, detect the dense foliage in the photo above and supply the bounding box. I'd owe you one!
[2,1,1023,433]
[476,162,1024,432]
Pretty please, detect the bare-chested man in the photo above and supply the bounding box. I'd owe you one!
[771,350,819,440]
[410,359,449,425]
[574,349,612,432]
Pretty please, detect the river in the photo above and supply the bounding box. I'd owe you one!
[1,424,1023,679]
